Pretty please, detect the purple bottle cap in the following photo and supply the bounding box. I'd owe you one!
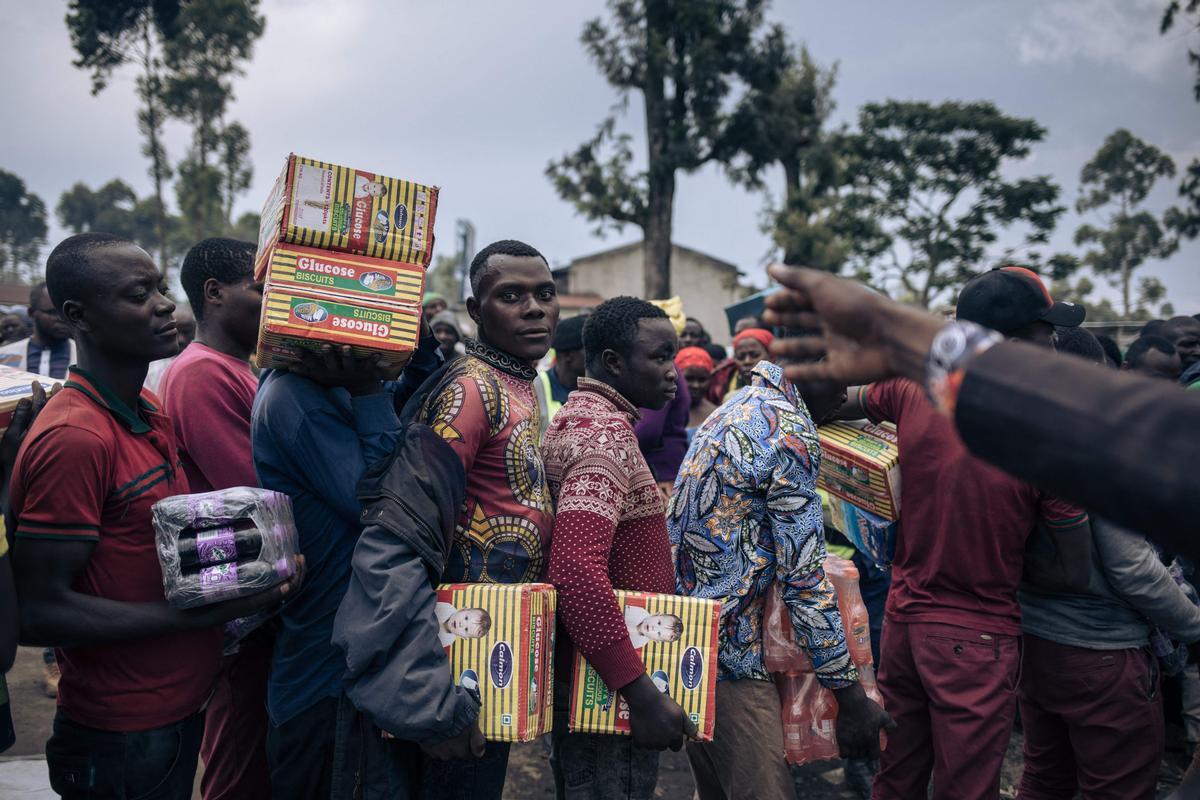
[276,558,294,580]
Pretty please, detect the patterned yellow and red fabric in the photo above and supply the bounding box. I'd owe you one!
[419,339,555,585]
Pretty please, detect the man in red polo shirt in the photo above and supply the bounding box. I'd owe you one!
[11,233,298,800]
[851,267,1091,800]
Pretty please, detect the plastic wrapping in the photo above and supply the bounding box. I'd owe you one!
[777,663,886,765]
[153,488,299,610]
[767,555,887,765]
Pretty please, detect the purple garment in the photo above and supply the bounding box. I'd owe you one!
[634,371,690,483]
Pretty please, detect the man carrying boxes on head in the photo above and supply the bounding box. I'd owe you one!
[542,297,698,800]
[250,154,446,799]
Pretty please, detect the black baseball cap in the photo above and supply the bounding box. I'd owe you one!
[553,314,587,352]
[956,266,1085,335]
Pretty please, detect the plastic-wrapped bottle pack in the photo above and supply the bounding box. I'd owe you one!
[765,555,886,765]
[152,487,299,610]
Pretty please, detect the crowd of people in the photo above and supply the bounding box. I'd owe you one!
[0,230,1196,800]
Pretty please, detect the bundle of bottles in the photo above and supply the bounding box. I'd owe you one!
[152,487,300,610]
[763,555,886,765]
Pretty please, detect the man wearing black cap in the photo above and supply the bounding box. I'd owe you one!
[534,314,587,436]
[841,266,1090,800]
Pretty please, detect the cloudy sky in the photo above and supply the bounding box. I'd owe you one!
[3,0,1198,311]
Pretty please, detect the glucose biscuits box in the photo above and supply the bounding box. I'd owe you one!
[436,582,556,743]
[256,153,438,279]
[0,366,54,436]
[256,286,421,370]
[569,590,720,741]
[261,244,425,309]
[817,420,901,521]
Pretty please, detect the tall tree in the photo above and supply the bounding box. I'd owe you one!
[1162,0,1200,101]
[719,40,885,271]
[1074,129,1180,317]
[57,179,139,237]
[546,0,772,298]
[219,122,253,225]
[66,0,181,275]
[839,100,1064,308]
[0,170,48,283]
[163,0,264,169]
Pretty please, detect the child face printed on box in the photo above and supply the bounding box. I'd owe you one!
[638,613,683,642]
[358,178,388,197]
[445,607,492,640]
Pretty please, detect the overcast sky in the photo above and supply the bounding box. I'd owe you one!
[3,0,1197,312]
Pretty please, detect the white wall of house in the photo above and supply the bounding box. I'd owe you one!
[562,244,749,346]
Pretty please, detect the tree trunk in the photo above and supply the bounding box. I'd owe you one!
[141,27,171,282]
[1122,267,1132,319]
[641,0,672,300]
[643,174,674,299]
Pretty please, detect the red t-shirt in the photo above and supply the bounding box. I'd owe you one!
[11,367,222,731]
[863,379,1087,635]
[159,343,258,492]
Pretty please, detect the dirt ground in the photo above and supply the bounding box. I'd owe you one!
[2,646,1191,799]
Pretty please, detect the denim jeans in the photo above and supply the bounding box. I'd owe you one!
[267,696,338,800]
[852,548,892,666]
[418,741,510,800]
[45,709,204,800]
[549,678,660,800]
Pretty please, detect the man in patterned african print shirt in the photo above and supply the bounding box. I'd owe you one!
[668,359,892,799]
[414,240,559,796]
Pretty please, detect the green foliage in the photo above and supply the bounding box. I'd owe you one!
[547,0,774,297]
[1161,0,1200,101]
[65,0,181,94]
[0,170,48,283]
[175,156,226,245]
[839,100,1064,308]
[226,211,261,244]
[219,122,253,224]
[1073,129,1180,316]
[162,0,264,167]
[719,39,887,272]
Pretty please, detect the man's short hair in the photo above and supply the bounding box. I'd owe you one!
[181,238,257,322]
[1054,326,1106,365]
[468,240,547,295]
[1139,319,1166,337]
[552,314,588,353]
[583,296,668,371]
[1162,315,1200,340]
[1095,334,1123,369]
[29,281,48,308]
[1125,335,1175,368]
[45,232,133,309]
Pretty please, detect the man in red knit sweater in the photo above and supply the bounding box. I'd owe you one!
[543,296,698,800]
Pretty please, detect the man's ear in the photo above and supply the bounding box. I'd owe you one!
[62,300,88,333]
[203,277,223,308]
[600,347,623,379]
[466,296,481,328]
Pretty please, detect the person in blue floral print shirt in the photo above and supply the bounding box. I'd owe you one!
[668,359,893,800]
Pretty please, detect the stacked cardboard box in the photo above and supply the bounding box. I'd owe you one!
[0,366,54,436]
[817,420,901,521]
[254,154,438,369]
[436,582,556,743]
[569,590,721,741]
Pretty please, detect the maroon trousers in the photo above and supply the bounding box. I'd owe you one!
[1018,634,1162,800]
[872,620,1019,800]
[199,629,274,800]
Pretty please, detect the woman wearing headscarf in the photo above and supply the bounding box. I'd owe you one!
[707,327,775,403]
[675,347,717,440]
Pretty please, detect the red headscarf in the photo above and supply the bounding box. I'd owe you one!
[733,328,775,350]
[675,346,714,373]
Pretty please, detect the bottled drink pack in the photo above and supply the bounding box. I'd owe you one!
[152,488,299,614]
[765,554,887,765]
